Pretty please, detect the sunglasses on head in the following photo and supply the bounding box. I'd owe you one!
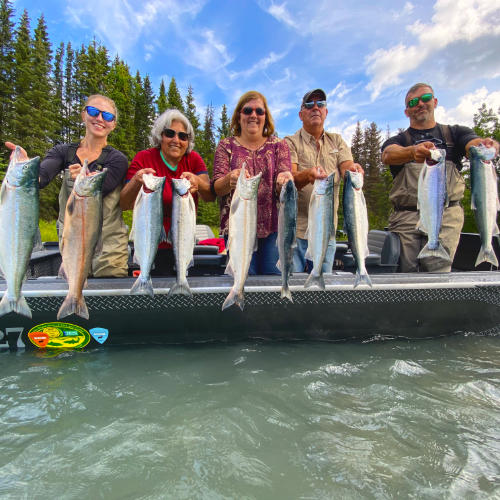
[241,106,266,116]
[163,128,189,141]
[406,93,433,108]
[85,105,115,122]
[303,100,327,110]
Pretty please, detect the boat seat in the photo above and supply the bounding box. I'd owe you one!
[195,224,215,243]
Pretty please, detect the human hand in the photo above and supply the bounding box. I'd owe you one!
[412,141,435,163]
[5,142,28,162]
[181,171,198,194]
[276,171,294,192]
[308,166,328,183]
[133,168,156,185]
[480,138,499,157]
[229,168,249,189]
[344,163,365,176]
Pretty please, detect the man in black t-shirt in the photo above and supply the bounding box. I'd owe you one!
[381,82,499,273]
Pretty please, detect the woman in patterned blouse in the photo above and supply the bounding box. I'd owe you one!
[212,90,293,275]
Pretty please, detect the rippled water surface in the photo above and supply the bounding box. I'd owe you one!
[1,335,499,499]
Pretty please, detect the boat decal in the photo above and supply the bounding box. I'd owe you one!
[89,327,109,344]
[0,327,25,349]
[27,322,91,349]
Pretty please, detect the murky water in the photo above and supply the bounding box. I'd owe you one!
[1,335,499,499]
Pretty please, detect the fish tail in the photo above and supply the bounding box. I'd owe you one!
[417,242,451,261]
[475,247,499,267]
[168,279,192,297]
[130,274,154,297]
[280,284,293,302]
[222,287,245,311]
[0,293,32,318]
[354,269,373,288]
[304,271,325,290]
[57,294,89,320]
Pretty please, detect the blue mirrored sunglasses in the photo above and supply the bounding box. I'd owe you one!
[303,100,327,109]
[85,105,115,122]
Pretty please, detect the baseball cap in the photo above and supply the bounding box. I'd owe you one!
[302,89,327,106]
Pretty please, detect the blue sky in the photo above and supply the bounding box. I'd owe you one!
[12,0,500,144]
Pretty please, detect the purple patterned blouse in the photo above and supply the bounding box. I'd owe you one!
[213,136,292,238]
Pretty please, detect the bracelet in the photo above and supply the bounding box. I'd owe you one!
[210,179,217,197]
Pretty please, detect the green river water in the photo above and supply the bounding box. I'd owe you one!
[1,335,499,499]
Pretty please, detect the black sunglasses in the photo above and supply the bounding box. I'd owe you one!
[163,128,189,141]
[406,93,433,109]
[85,105,115,122]
[241,106,266,116]
[303,100,327,110]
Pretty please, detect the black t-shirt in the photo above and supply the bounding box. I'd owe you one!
[381,123,478,178]
[39,143,129,197]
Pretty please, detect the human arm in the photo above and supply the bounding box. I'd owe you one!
[381,141,436,165]
[465,137,500,157]
[212,139,247,196]
[274,139,293,193]
[339,160,364,178]
[181,172,214,201]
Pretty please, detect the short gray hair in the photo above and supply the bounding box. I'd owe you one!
[405,83,434,104]
[149,109,195,154]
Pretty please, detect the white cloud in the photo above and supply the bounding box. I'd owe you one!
[435,87,500,127]
[228,51,289,81]
[365,0,500,99]
[186,30,233,72]
[326,119,370,147]
[266,2,298,29]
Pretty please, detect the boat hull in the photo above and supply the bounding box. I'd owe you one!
[1,272,499,350]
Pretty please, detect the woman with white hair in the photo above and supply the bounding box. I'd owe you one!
[120,109,213,275]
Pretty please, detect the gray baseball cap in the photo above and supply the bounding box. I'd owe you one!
[302,89,327,106]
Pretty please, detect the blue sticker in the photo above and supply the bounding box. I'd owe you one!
[89,327,109,344]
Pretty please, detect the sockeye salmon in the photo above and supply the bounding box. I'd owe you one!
[343,170,372,287]
[130,174,166,296]
[169,177,197,297]
[469,144,499,267]
[0,147,41,318]
[277,178,297,302]
[223,165,261,311]
[57,160,107,320]
[416,148,450,262]
[304,173,335,290]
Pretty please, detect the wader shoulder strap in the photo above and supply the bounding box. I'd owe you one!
[65,142,80,166]
[402,129,413,147]
[65,143,112,171]
[437,124,454,148]
[94,145,112,171]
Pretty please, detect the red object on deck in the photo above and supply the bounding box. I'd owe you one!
[197,238,225,253]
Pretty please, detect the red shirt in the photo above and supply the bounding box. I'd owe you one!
[126,148,208,248]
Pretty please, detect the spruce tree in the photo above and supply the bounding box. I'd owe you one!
[156,79,167,114]
[52,42,64,143]
[0,0,14,166]
[63,42,77,142]
[350,121,364,166]
[184,84,201,149]
[217,104,230,141]
[166,76,184,112]
[133,71,155,152]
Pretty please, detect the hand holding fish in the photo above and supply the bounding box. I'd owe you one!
[412,141,435,163]
[340,161,364,178]
[180,171,198,195]
[276,171,294,193]
[133,168,156,184]
[230,168,250,189]
[478,138,499,157]
[5,142,28,161]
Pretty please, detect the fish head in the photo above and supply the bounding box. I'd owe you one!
[428,148,446,164]
[280,178,297,204]
[73,160,107,196]
[5,150,40,188]
[172,177,191,196]
[469,144,496,162]
[346,170,364,190]
[143,174,166,193]
[238,169,262,200]
[313,173,334,196]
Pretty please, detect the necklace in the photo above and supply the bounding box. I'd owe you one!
[160,150,178,171]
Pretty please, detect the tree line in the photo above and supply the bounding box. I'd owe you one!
[0,0,497,233]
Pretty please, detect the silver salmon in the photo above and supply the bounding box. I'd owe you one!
[57,161,107,320]
[470,144,499,267]
[416,148,450,262]
[130,174,166,296]
[343,170,372,287]
[304,173,335,290]
[169,177,196,297]
[223,165,262,311]
[0,147,40,318]
[277,178,297,301]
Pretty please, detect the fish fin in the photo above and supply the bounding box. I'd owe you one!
[94,234,104,256]
[470,193,477,210]
[281,285,293,302]
[224,261,234,277]
[33,227,43,252]
[130,274,154,297]
[57,294,89,320]
[276,259,282,271]
[168,279,192,297]
[494,223,500,236]
[0,293,32,318]
[354,270,372,288]
[57,263,68,281]
[222,287,244,311]
[167,230,172,245]
[415,218,427,233]
[417,242,451,261]
[253,236,258,252]
[187,257,194,269]
[132,252,140,266]
[475,247,499,267]
[496,198,500,211]
[160,226,168,243]
[304,271,325,290]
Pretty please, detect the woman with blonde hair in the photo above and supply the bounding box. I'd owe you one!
[212,90,292,274]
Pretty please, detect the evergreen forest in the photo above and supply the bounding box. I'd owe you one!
[0,1,498,235]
